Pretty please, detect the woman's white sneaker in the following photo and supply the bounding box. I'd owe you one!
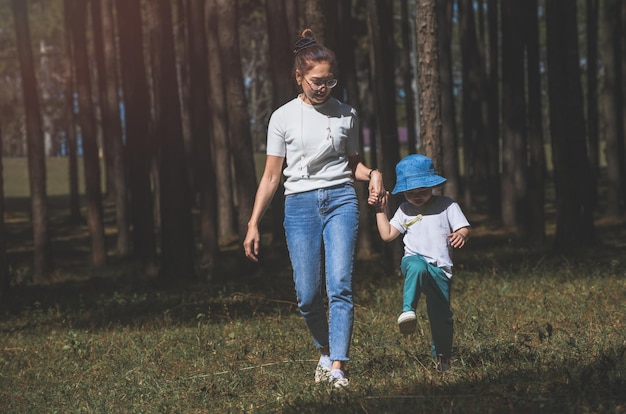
[329,368,349,388]
[314,355,332,383]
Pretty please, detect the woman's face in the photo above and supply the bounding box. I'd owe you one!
[296,61,334,105]
[404,187,433,207]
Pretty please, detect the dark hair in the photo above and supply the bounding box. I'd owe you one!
[293,29,336,75]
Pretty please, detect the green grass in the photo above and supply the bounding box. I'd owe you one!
[1,237,625,412]
[1,157,625,412]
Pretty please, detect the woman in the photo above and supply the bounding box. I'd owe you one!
[243,29,385,388]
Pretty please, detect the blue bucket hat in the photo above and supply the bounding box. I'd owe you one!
[391,154,447,194]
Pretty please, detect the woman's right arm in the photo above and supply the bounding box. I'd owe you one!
[243,155,284,262]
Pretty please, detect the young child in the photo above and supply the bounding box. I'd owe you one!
[372,154,470,371]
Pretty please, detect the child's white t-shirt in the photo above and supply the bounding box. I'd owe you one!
[390,196,470,278]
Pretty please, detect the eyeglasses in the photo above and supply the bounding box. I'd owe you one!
[303,76,338,90]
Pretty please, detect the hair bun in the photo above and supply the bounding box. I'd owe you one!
[293,36,317,55]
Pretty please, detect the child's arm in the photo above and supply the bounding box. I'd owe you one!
[373,200,401,242]
[448,226,470,248]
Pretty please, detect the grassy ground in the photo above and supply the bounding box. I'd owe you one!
[1,158,625,413]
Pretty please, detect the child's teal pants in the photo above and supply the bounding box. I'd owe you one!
[401,254,453,359]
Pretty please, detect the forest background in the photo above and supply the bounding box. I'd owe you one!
[0,0,625,286]
[0,0,625,412]
[0,0,626,284]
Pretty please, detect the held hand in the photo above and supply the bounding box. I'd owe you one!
[368,190,389,210]
[367,170,387,207]
[243,227,261,262]
[448,232,467,248]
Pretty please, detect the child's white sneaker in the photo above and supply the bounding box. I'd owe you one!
[397,311,417,335]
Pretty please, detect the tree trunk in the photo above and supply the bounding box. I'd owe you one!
[91,1,114,199]
[215,0,258,241]
[114,0,158,272]
[367,0,400,182]
[284,0,299,43]
[147,0,195,280]
[367,0,401,265]
[266,0,296,108]
[0,119,9,297]
[437,0,460,202]
[401,0,418,154]
[92,0,131,257]
[602,0,625,216]
[486,0,501,216]
[174,0,193,177]
[12,0,52,281]
[206,0,237,243]
[459,0,488,210]
[416,0,442,171]
[187,0,219,269]
[500,0,529,233]
[68,0,107,267]
[265,0,295,246]
[337,0,375,258]
[620,1,626,205]
[304,0,326,46]
[546,0,595,248]
[62,0,81,224]
[586,0,600,211]
[525,0,546,242]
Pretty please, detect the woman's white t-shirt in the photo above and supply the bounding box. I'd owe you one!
[266,96,359,195]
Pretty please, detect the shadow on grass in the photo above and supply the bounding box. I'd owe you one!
[1,242,299,333]
[3,193,625,332]
[279,344,625,414]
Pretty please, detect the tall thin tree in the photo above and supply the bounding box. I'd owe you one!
[586,0,600,210]
[62,0,81,223]
[367,0,402,265]
[602,0,625,216]
[622,1,626,208]
[114,0,158,272]
[546,0,595,248]
[0,119,10,297]
[366,0,400,183]
[438,0,460,202]
[12,0,52,281]
[459,0,489,210]
[485,0,501,216]
[187,0,219,269]
[148,0,195,280]
[337,0,376,257]
[205,0,237,244]
[526,0,546,242]
[401,0,418,154]
[265,0,294,246]
[68,0,107,267]
[304,0,327,46]
[500,0,529,233]
[415,0,442,171]
[215,0,258,241]
[92,0,130,257]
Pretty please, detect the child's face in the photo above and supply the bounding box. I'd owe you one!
[404,187,433,207]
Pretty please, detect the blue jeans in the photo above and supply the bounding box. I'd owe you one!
[284,183,359,362]
[401,254,453,359]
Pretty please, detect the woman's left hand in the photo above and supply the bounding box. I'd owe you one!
[367,169,386,206]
